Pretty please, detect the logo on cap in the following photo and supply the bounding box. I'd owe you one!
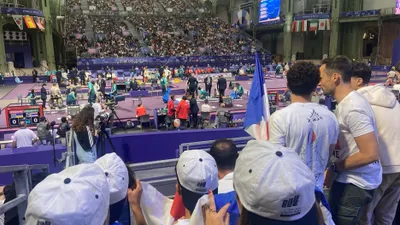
[197,181,206,188]
[37,221,52,225]
[282,195,299,208]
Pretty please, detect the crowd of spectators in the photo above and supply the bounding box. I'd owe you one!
[65,14,89,55]
[121,0,160,15]
[90,17,141,57]
[87,0,117,11]
[158,0,191,16]
[66,0,81,11]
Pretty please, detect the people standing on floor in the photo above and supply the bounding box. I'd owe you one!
[40,83,47,109]
[32,69,38,83]
[268,61,339,191]
[56,68,62,86]
[204,74,212,96]
[320,56,382,225]
[176,96,190,128]
[217,75,227,103]
[57,116,70,146]
[167,95,176,129]
[79,69,86,86]
[98,75,106,97]
[187,74,198,98]
[160,72,167,97]
[88,80,97,104]
[189,95,199,128]
[348,62,400,225]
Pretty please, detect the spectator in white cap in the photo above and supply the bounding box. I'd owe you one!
[203,140,324,225]
[175,150,219,224]
[24,164,110,225]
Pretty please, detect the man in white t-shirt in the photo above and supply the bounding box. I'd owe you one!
[268,61,339,191]
[349,62,400,225]
[208,139,238,194]
[12,121,38,148]
[319,56,382,225]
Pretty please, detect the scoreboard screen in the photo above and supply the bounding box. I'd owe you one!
[5,105,43,127]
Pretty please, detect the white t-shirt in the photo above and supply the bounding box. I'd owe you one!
[12,128,37,148]
[201,104,211,113]
[269,102,339,190]
[334,91,382,190]
[92,103,103,119]
[218,172,234,194]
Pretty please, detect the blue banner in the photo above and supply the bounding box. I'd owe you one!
[339,9,380,18]
[293,13,330,21]
[259,0,281,23]
[77,54,272,70]
[0,7,44,17]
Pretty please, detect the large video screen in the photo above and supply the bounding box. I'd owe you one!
[259,0,281,23]
[396,0,400,15]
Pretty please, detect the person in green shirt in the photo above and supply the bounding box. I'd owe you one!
[235,83,244,97]
[88,80,96,104]
[66,89,77,105]
[0,72,4,86]
[28,89,37,105]
[111,80,117,95]
[198,87,209,100]
[160,73,167,96]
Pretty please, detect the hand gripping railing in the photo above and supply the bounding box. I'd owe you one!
[0,164,49,225]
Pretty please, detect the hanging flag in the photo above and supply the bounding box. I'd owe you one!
[34,17,45,31]
[319,19,326,30]
[326,19,331,31]
[309,20,318,32]
[12,15,24,30]
[292,20,302,32]
[24,16,37,29]
[244,54,270,140]
[302,20,308,32]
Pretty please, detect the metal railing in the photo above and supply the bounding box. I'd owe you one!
[178,136,253,155]
[0,164,49,225]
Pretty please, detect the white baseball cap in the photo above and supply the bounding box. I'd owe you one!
[95,153,129,204]
[176,150,219,212]
[25,164,110,225]
[234,140,316,222]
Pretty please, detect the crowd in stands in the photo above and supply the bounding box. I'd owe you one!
[91,17,141,57]
[64,1,261,58]
[87,0,117,11]
[66,0,81,10]
[121,0,159,15]
[65,14,89,55]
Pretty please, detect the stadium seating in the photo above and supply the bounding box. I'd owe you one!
[65,0,265,58]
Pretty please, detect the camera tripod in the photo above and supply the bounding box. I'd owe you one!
[97,122,118,157]
[107,107,126,131]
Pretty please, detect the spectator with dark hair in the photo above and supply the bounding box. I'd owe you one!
[348,62,400,225]
[268,61,339,191]
[320,56,382,225]
[209,139,238,194]
[57,117,70,145]
[71,106,97,163]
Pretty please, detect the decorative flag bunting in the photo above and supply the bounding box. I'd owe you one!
[326,19,331,30]
[12,15,24,30]
[24,16,37,29]
[319,19,326,30]
[301,20,308,32]
[34,16,45,31]
[309,20,318,32]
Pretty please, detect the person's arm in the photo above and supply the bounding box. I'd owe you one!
[12,141,17,148]
[335,111,379,172]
